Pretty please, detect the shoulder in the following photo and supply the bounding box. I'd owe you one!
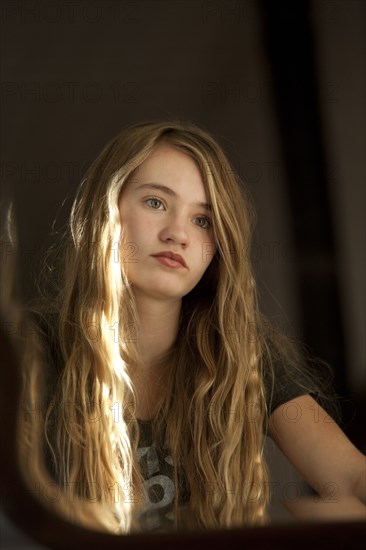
[261,338,319,416]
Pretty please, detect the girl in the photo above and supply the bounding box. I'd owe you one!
[22,121,365,533]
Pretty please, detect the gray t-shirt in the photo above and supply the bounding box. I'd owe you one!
[134,362,312,532]
[135,420,176,531]
[35,314,314,532]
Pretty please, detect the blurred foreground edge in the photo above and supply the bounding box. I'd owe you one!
[1,327,365,549]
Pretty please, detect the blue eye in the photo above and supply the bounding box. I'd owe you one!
[145,197,164,209]
[194,217,211,229]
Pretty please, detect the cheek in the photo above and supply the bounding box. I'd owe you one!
[120,215,139,263]
[192,250,215,282]
[121,216,156,258]
[120,211,139,239]
[198,238,216,268]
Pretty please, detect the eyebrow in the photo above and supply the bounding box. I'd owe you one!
[136,182,212,211]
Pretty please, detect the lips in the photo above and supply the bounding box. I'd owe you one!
[151,251,188,268]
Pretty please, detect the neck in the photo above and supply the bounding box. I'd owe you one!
[133,290,182,369]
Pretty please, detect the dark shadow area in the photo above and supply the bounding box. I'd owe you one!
[1,0,365,546]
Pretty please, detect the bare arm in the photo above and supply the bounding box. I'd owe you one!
[268,394,366,519]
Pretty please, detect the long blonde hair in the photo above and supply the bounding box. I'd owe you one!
[22,121,288,532]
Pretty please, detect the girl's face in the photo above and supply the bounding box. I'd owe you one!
[118,143,217,302]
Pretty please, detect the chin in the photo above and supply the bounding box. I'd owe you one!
[131,282,187,301]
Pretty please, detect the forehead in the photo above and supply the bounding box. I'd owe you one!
[131,143,204,187]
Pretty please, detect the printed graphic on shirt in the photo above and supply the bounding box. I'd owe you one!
[136,422,175,531]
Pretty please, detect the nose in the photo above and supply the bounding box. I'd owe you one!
[159,212,189,247]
